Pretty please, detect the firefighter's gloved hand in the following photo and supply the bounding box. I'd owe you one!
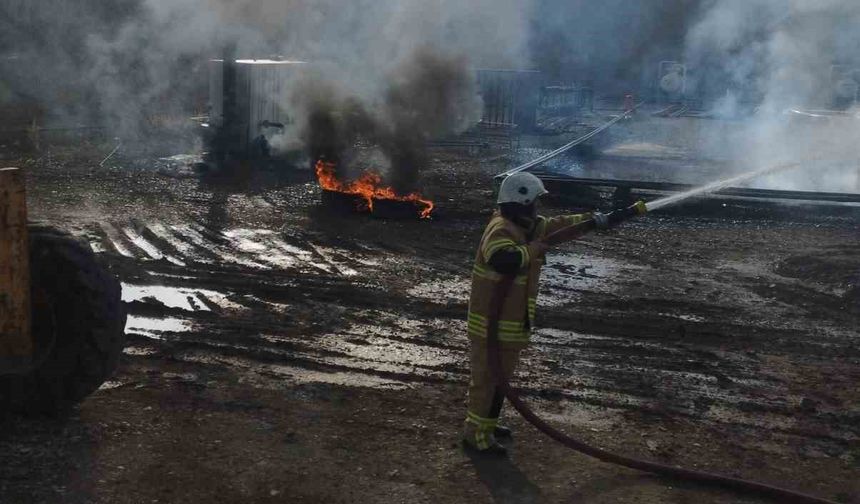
[592,212,610,230]
[607,201,647,226]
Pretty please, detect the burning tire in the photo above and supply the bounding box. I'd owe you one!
[315,160,435,219]
[0,225,126,414]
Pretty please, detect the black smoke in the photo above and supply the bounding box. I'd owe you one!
[528,0,703,93]
[298,49,481,193]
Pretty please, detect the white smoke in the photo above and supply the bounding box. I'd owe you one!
[1,0,533,139]
[685,1,860,192]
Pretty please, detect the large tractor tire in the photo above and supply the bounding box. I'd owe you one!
[0,225,126,414]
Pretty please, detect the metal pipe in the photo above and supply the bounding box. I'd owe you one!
[530,172,860,204]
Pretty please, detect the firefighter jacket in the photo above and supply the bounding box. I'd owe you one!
[467,211,591,347]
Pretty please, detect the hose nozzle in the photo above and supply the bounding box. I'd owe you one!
[608,200,648,226]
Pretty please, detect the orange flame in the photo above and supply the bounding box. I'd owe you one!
[315,160,434,219]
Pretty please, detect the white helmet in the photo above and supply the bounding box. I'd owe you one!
[497,172,548,205]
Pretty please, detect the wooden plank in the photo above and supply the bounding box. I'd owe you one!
[0,167,32,361]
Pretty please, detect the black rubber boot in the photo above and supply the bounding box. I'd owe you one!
[462,438,508,457]
[494,425,512,439]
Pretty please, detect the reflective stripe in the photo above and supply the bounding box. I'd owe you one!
[468,312,488,325]
[536,216,547,237]
[473,264,501,282]
[469,316,525,330]
[473,265,493,275]
[468,313,524,331]
[468,323,527,336]
[466,411,498,428]
[475,429,489,449]
[467,412,498,449]
[519,244,530,269]
[468,327,529,342]
[484,238,517,259]
[500,333,529,342]
[537,213,590,239]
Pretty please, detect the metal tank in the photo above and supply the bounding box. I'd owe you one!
[205,56,307,162]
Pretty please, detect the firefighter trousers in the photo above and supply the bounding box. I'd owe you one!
[463,338,522,449]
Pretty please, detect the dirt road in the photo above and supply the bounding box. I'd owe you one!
[1,132,859,504]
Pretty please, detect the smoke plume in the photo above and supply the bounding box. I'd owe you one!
[0,0,530,138]
[296,49,481,192]
[5,0,858,191]
[685,1,860,192]
[529,0,699,94]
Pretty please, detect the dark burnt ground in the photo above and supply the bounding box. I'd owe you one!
[1,134,859,504]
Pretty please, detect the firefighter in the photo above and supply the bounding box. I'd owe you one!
[462,172,610,455]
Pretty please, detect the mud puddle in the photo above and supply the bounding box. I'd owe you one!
[124,315,193,339]
[541,253,647,305]
[97,221,368,277]
[406,277,469,304]
[122,283,244,313]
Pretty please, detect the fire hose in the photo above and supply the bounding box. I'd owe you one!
[483,202,838,504]
[495,103,644,180]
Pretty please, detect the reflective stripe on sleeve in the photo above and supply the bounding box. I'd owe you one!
[473,264,501,281]
[518,245,530,269]
[484,238,518,260]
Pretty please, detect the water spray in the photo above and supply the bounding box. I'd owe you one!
[645,162,802,212]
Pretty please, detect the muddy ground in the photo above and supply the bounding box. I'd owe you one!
[1,117,859,504]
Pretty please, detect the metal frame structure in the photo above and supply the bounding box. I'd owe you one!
[476,69,542,131]
[207,57,307,159]
[532,171,860,204]
[538,84,594,115]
